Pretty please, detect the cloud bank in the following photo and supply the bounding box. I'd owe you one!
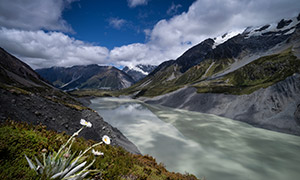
[0,0,300,69]
[0,0,76,32]
[0,28,109,69]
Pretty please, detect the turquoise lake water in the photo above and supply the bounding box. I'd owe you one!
[89,97,300,180]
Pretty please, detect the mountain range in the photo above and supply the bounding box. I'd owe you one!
[36,64,157,91]
[120,14,300,135]
[36,65,135,91]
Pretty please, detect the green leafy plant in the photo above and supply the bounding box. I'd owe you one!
[24,119,110,179]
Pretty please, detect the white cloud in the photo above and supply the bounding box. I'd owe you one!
[0,0,76,32]
[0,28,109,69]
[109,42,191,67]
[167,3,182,15]
[127,0,148,8]
[108,18,127,29]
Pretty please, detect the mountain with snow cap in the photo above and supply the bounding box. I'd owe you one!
[122,64,157,82]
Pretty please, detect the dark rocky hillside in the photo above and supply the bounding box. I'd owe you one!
[0,47,140,154]
[176,38,214,73]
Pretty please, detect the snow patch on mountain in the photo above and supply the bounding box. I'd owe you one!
[213,30,243,49]
[244,16,300,38]
[127,64,149,75]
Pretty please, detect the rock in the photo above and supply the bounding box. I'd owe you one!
[277,19,292,29]
[295,104,300,125]
[34,111,41,116]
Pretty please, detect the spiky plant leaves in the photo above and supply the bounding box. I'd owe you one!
[25,154,37,171]
[63,161,87,178]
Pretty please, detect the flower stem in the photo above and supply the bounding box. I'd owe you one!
[76,142,103,161]
[55,126,85,159]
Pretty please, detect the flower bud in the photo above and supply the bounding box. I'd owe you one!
[63,153,70,158]
[41,148,47,153]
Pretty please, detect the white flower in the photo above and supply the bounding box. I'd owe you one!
[92,149,104,156]
[102,135,111,145]
[80,119,92,128]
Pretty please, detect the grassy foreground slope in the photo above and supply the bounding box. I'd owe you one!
[0,121,198,180]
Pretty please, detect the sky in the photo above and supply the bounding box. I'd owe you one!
[0,0,300,70]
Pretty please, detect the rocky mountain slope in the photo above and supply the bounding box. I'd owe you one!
[122,64,157,82]
[121,14,300,135]
[36,64,135,91]
[0,47,140,154]
[143,74,300,135]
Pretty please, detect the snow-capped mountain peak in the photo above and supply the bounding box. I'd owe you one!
[127,65,149,75]
[123,64,157,82]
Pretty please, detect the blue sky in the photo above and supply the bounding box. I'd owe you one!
[63,0,195,49]
[0,0,300,69]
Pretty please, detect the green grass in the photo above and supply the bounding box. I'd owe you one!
[0,121,199,180]
[0,84,32,95]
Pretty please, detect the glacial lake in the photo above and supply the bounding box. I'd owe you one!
[89,97,300,180]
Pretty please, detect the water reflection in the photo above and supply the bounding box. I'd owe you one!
[89,97,300,180]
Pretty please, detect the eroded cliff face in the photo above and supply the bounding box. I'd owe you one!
[144,74,300,135]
